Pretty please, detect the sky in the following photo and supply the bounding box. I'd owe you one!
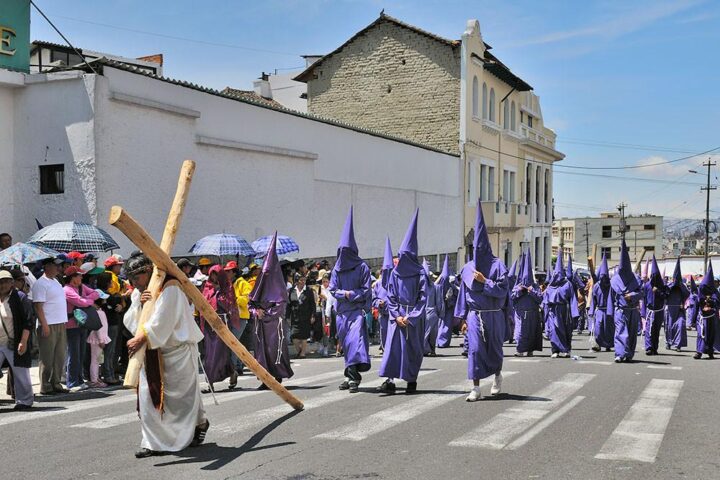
[28,0,720,220]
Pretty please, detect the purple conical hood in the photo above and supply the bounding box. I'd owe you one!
[670,258,685,288]
[519,250,534,287]
[472,199,494,276]
[335,206,363,272]
[440,254,450,280]
[249,231,288,305]
[566,252,574,279]
[422,259,431,275]
[597,254,609,278]
[395,209,424,277]
[690,275,697,294]
[508,257,519,279]
[548,247,566,286]
[610,239,639,292]
[649,254,664,287]
[382,235,393,271]
[700,260,715,289]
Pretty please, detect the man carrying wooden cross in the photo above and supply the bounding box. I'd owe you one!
[124,251,210,458]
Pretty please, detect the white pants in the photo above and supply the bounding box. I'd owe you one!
[0,345,34,406]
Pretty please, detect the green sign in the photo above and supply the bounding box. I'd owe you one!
[0,0,30,73]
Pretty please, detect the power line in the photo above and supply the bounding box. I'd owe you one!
[555,146,720,170]
[39,12,303,57]
[557,137,704,154]
[553,170,705,186]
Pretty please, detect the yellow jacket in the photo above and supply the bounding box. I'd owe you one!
[233,277,253,320]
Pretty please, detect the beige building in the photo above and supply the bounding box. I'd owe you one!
[552,213,663,269]
[296,13,565,270]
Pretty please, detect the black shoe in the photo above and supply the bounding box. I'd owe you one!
[461,351,468,357]
[13,404,32,411]
[605,348,612,352]
[190,419,210,447]
[135,448,159,458]
[709,353,715,359]
[348,381,359,393]
[338,381,350,391]
[406,382,417,394]
[257,383,270,390]
[645,349,654,356]
[375,379,396,394]
[693,353,702,360]
[591,346,600,352]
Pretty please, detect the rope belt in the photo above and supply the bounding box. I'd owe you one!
[470,309,502,344]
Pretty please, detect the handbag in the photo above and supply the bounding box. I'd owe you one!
[74,306,102,331]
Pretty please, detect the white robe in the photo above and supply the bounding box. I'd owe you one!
[124,285,206,452]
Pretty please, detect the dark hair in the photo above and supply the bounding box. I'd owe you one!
[96,272,112,291]
[0,233,10,239]
[125,251,152,276]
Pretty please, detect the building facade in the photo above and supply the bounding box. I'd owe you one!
[296,14,565,271]
[0,60,462,268]
[552,213,663,269]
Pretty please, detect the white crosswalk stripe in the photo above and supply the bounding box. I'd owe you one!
[314,372,518,442]
[65,370,341,430]
[595,378,683,463]
[647,365,682,371]
[212,369,440,439]
[448,373,595,449]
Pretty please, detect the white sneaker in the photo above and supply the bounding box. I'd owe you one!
[466,386,482,402]
[490,373,502,396]
[559,352,569,358]
[551,353,559,358]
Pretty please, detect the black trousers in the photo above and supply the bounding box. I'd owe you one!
[344,365,362,383]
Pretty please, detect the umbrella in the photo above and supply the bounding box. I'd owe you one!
[28,221,120,252]
[0,242,61,266]
[252,235,300,257]
[189,233,256,257]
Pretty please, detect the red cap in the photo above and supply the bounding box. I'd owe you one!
[104,257,123,268]
[67,251,85,260]
[64,266,84,277]
[224,260,238,271]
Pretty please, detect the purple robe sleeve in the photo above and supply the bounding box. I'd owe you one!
[482,276,509,299]
[454,280,468,320]
[569,286,580,319]
[345,266,371,305]
[404,274,427,328]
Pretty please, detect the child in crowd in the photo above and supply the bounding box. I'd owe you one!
[87,290,111,388]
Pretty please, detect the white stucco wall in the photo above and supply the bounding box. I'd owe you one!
[92,67,462,261]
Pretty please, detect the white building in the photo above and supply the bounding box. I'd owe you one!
[552,213,663,268]
[0,59,462,268]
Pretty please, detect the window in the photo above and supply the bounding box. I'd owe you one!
[525,163,532,204]
[511,101,516,131]
[489,88,496,122]
[480,165,487,201]
[472,76,479,118]
[40,164,64,194]
[601,247,612,260]
[644,224,656,230]
[528,115,533,128]
[487,166,495,200]
[467,160,477,205]
[644,246,655,251]
[482,83,488,119]
[503,170,509,202]
[510,171,516,202]
[602,225,612,238]
[503,101,509,129]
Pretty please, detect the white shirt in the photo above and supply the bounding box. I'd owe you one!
[31,275,68,326]
[322,286,337,317]
[0,296,13,346]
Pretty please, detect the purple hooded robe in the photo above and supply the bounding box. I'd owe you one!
[436,255,457,348]
[454,200,508,380]
[249,231,293,381]
[608,240,642,361]
[379,209,427,382]
[686,276,699,330]
[696,261,718,356]
[512,250,543,354]
[423,260,444,354]
[330,207,372,373]
[642,255,668,353]
[664,258,689,350]
[542,249,579,354]
[589,254,614,349]
[372,236,394,349]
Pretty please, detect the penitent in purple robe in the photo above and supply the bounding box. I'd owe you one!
[696,261,718,357]
[686,277,699,330]
[608,240,641,362]
[504,257,519,343]
[642,256,668,353]
[542,249,579,354]
[590,254,614,349]
[664,258,688,350]
[436,255,457,348]
[372,236,394,349]
[455,199,508,380]
[423,275,444,355]
[250,231,293,381]
[512,250,543,354]
[331,206,372,374]
[379,209,426,382]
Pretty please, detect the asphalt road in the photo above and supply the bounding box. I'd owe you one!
[1,332,717,480]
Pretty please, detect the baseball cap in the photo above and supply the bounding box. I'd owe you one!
[94,288,110,300]
[41,256,65,265]
[198,257,213,266]
[64,266,84,277]
[104,257,124,268]
[176,258,193,268]
[67,251,85,260]
[0,270,12,281]
[80,262,96,274]
[224,260,238,271]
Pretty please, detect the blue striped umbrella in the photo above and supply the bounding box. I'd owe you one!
[189,233,256,257]
[0,242,61,266]
[251,234,300,257]
[28,221,120,252]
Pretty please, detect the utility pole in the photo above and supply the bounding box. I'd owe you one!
[617,202,628,241]
[584,220,590,261]
[702,159,717,274]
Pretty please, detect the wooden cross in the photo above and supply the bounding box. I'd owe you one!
[110,160,303,411]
